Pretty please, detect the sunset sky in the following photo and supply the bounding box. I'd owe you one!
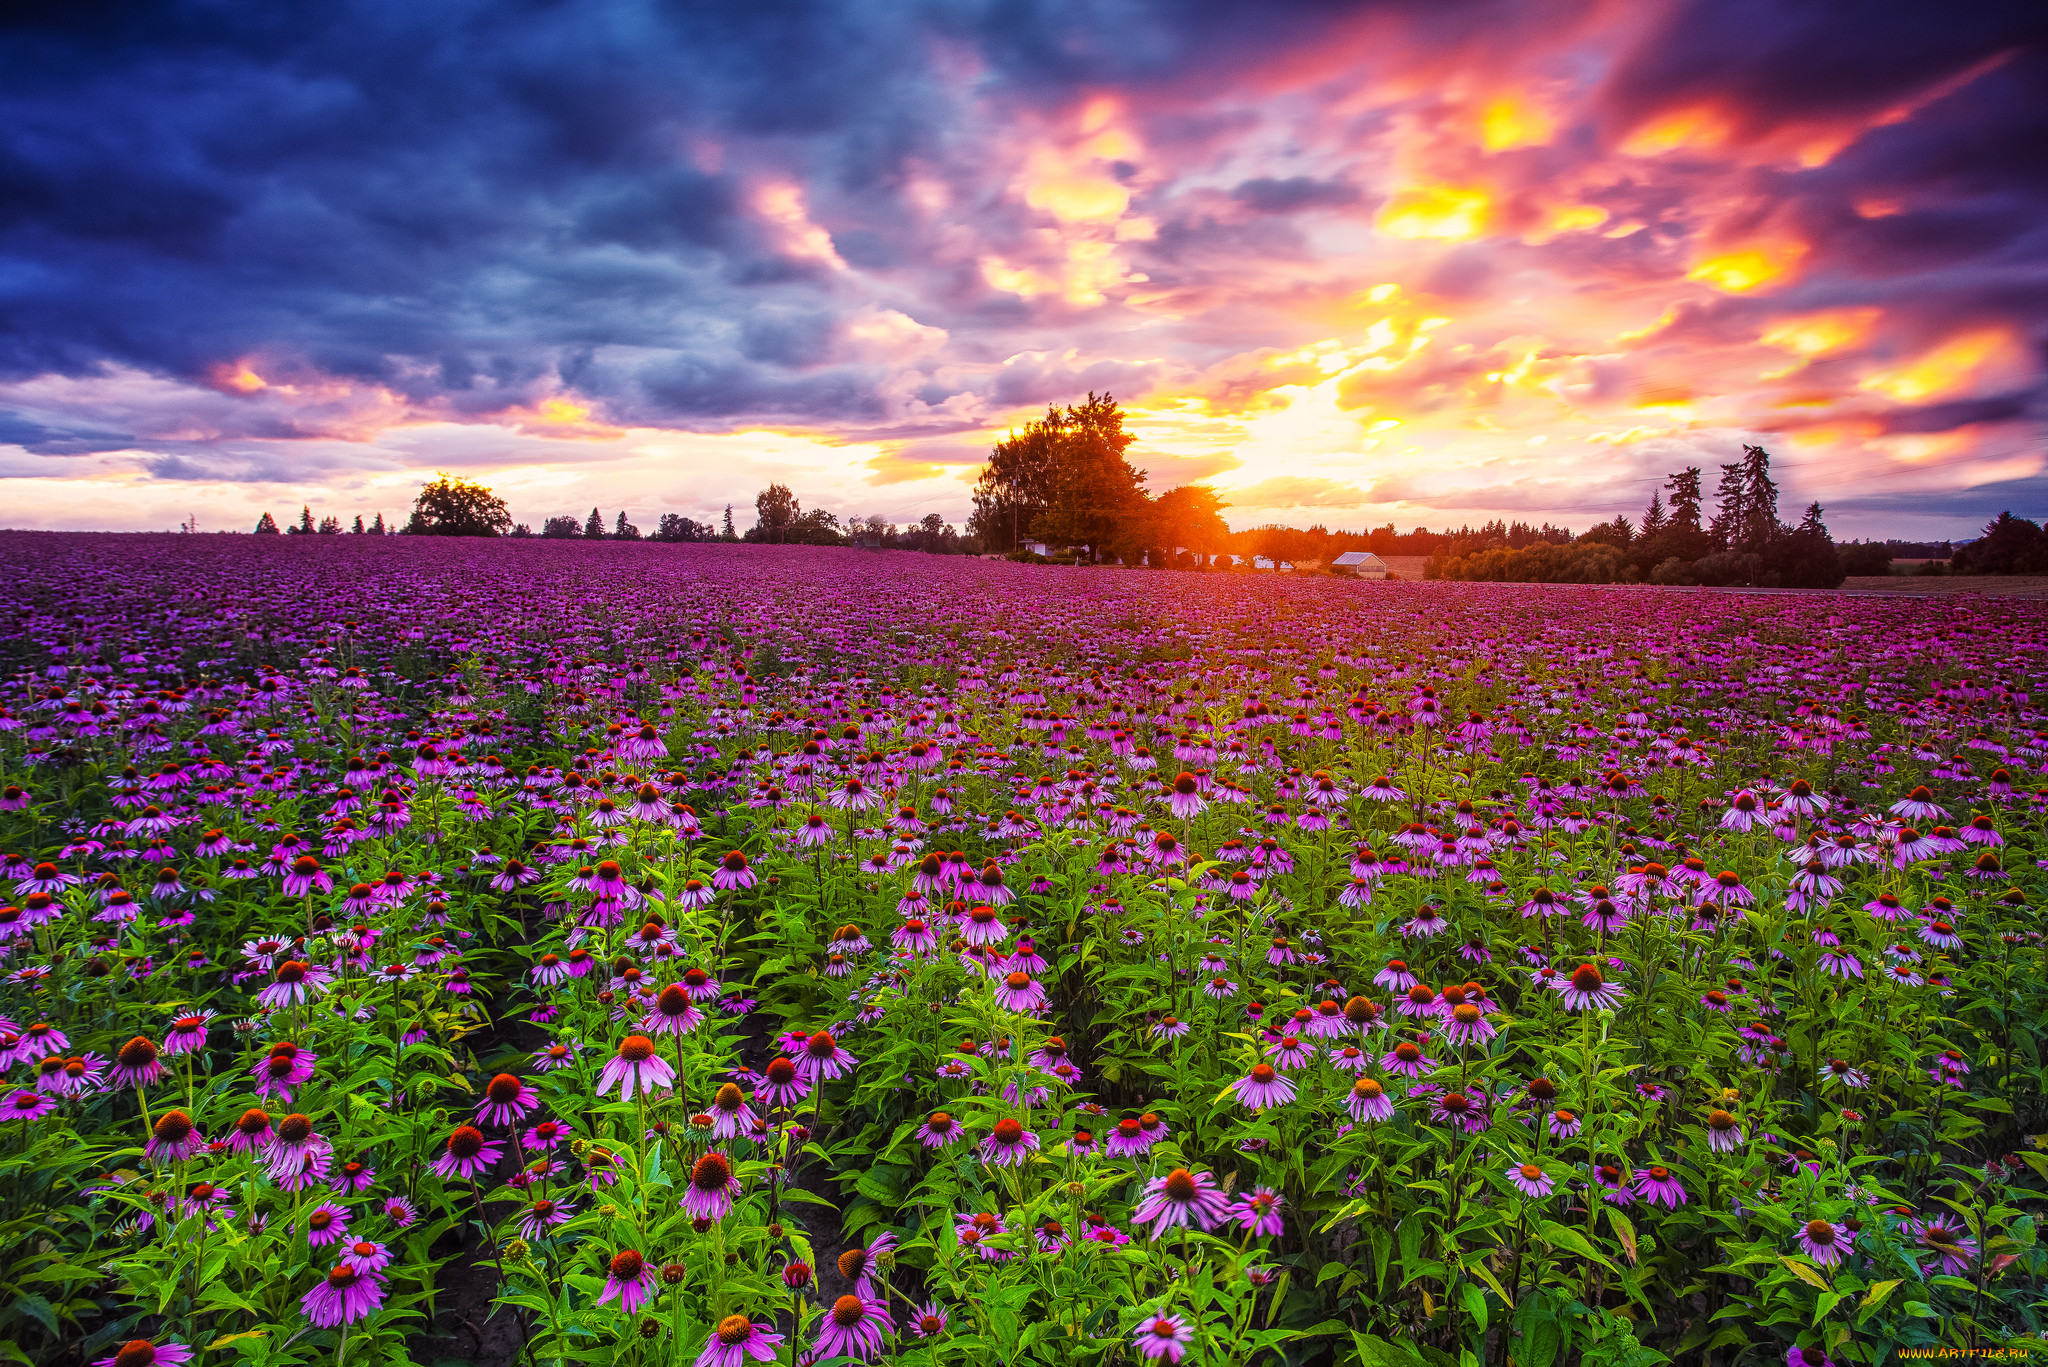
[1,0,2042,537]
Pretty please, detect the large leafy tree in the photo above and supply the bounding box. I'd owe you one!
[1152,484,1232,564]
[752,484,801,541]
[969,409,1066,552]
[404,474,512,536]
[971,392,1149,559]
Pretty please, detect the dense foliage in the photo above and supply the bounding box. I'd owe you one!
[0,533,2043,1367]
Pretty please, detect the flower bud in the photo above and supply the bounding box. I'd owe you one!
[782,1261,813,1290]
[661,1262,687,1285]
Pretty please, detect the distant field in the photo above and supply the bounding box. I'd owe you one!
[1353,556,2047,597]
[1840,574,2048,597]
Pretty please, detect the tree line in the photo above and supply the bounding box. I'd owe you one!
[248,449,2040,584]
[1432,446,1840,588]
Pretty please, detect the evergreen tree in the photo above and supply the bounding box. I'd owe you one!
[1708,462,1747,549]
[1736,444,1782,554]
[253,511,281,535]
[1664,467,1704,532]
[614,510,641,540]
[1952,512,2048,574]
[295,506,316,535]
[584,507,605,538]
[352,514,365,534]
[370,512,386,534]
[721,506,738,542]
[1639,489,1667,539]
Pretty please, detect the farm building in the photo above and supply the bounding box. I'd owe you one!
[1331,550,1389,579]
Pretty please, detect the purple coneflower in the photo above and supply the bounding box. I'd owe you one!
[1795,1218,1850,1268]
[684,1150,742,1220]
[304,1201,350,1248]
[755,1056,810,1107]
[430,1124,502,1181]
[258,960,334,1010]
[1380,1040,1435,1078]
[697,1315,785,1367]
[1346,1076,1395,1122]
[916,1110,967,1149]
[711,850,756,891]
[644,984,705,1037]
[108,1036,166,1089]
[796,1030,858,1083]
[475,1073,539,1127]
[598,1035,675,1100]
[145,1110,205,1163]
[993,971,1046,1013]
[517,1196,575,1240]
[1231,1187,1284,1237]
[1231,1063,1296,1112]
[598,1248,658,1314]
[1704,1110,1744,1152]
[2,1090,55,1122]
[1909,1217,1979,1275]
[301,1264,386,1327]
[1507,1162,1554,1198]
[93,1340,193,1367]
[1132,1313,1195,1364]
[161,1012,213,1057]
[1264,1035,1315,1071]
[1634,1165,1689,1209]
[812,1295,891,1361]
[1442,1004,1497,1047]
[1133,1167,1233,1236]
[1555,963,1626,1012]
[979,1117,1039,1166]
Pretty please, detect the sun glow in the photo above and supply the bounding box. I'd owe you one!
[1376,186,1492,241]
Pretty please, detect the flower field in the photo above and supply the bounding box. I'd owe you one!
[3,532,2046,1367]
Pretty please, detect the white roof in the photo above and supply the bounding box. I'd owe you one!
[1333,551,1387,567]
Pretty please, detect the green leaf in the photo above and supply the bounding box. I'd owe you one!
[1466,1259,1514,1310]
[1780,1257,1830,1291]
[1607,1209,1639,1266]
[1349,1331,1427,1367]
[1460,1280,1489,1334]
[1537,1220,1619,1273]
